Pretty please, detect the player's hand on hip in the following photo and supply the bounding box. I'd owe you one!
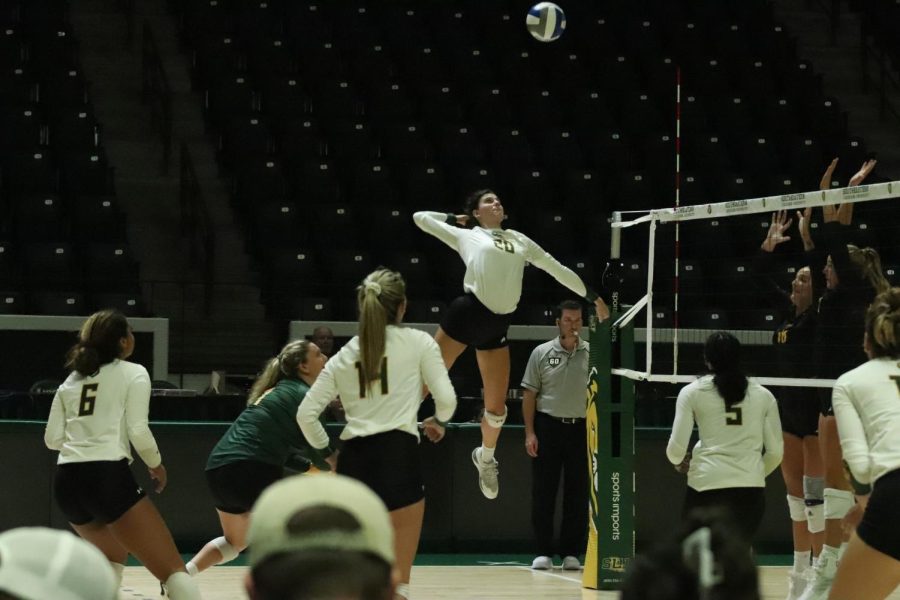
[148,464,167,493]
[594,297,610,322]
[421,417,446,443]
[842,501,865,536]
[525,433,538,458]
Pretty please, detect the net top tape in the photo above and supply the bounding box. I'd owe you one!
[612,181,900,226]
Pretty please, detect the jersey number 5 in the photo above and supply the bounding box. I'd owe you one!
[355,358,388,398]
[725,406,743,426]
[79,383,99,416]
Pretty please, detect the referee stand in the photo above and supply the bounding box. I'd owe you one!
[583,292,636,590]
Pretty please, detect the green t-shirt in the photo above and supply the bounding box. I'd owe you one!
[206,377,313,470]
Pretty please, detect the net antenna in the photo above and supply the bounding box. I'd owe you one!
[610,180,900,388]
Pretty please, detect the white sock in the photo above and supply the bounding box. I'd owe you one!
[480,445,495,462]
[396,582,410,598]
[185,561,199,576]
[110,562,125,587]
[792,551,811,573]
[838,541,848,561]
[165,572,202,600]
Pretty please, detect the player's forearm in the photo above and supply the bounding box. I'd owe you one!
[522,389,537,434]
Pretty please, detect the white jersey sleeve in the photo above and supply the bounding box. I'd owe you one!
[520,233,589,298]
[297,359,339,451]
[124,368,160,468]
[413,211,463,252]
[832,379,872,484]
[667,386,694,464]
[44,390,66,450]
[419,334,457,423]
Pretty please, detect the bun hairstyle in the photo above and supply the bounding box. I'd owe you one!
[865,288,900,358]
[248,340,313,405]
[357,268,406,391]
[703,331,748,409]
[463,188,495,228]
[848,245,890,295]
[65,310,130,376]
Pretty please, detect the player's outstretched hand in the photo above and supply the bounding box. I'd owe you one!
[761,210,792,252]
[820,157,838,191]
[149,464,167,493]
[594,297,610,322]
[850,159,877,187]
[421,417,446,443]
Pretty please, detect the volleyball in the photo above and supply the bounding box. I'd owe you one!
[526,2,566,43]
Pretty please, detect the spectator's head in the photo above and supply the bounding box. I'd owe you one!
[865,287,900,359]
[311,326,335,356]
[0,527,117,600]
[65,309,132,376]
[620,509,759,600]
[246,473,396,600]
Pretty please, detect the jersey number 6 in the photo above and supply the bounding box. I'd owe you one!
[79,383,99,416]
[725,406,743,426]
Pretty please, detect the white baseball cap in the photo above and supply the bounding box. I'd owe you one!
[0,527,117,600]
[248,473,394,567]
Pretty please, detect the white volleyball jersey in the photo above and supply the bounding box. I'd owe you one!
[667,376,783,491]
[833,357,900,486]
[298,326,457,449]
[413,211,588,314]
[44,359,161,468]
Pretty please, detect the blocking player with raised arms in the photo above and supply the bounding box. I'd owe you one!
[666,332,784,545]
[297,268,457,600]
[413,189,608,500]
[828,288,900,600]
[185,339,327,576]
[43,310,201,600]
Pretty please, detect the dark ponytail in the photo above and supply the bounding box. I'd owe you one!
[65,310,130,376]
[704,331,748,409]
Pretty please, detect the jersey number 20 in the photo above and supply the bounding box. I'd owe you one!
[79,383,99,416]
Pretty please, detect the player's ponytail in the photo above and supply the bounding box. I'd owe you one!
[865,287,900,358]
[704,331,748,410]
[848,245,890,295]
[248,340,312,405]
[65,309,130,376]
[357,268,406,392]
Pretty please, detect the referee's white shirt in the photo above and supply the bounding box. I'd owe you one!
[298,326,457,450]
[44,359,161,468]
[833,357,900,487]
[667,376,783,491]
[413,211,588,314]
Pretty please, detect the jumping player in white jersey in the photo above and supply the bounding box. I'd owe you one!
[829,288,900,600]
[414,189,609,500]
[44,310,201,600]
[667,331,784,545]
[297,268,457,600]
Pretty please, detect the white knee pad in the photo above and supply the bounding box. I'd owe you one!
[787,495,806,522]
[212,535,240,563]
[165,572,202,600]
[484,406,508,429]
[824,488,855,520]
[806,503,825,533]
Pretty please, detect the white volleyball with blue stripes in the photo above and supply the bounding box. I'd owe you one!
[526,2,566,42]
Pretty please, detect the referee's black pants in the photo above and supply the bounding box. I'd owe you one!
[531,411,589,558]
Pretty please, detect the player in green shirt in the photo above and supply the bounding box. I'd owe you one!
[185,339,327,575]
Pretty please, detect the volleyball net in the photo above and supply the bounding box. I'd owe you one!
[583,180,900,589]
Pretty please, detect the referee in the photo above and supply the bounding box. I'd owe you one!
[522,300,590,571]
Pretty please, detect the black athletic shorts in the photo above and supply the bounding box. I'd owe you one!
[777,388,819,438]
[338,430,424,511]
[206,460,283,514]
[682,486,766,544]
[440,293,512,350]
[818,387,834,417]
[54,459,146,525]
[857,467,900,561]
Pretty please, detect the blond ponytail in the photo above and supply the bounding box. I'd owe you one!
[357,268,406,391]
[248,340,312,405]
[866,288,900,358]
[848,245,890,295]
